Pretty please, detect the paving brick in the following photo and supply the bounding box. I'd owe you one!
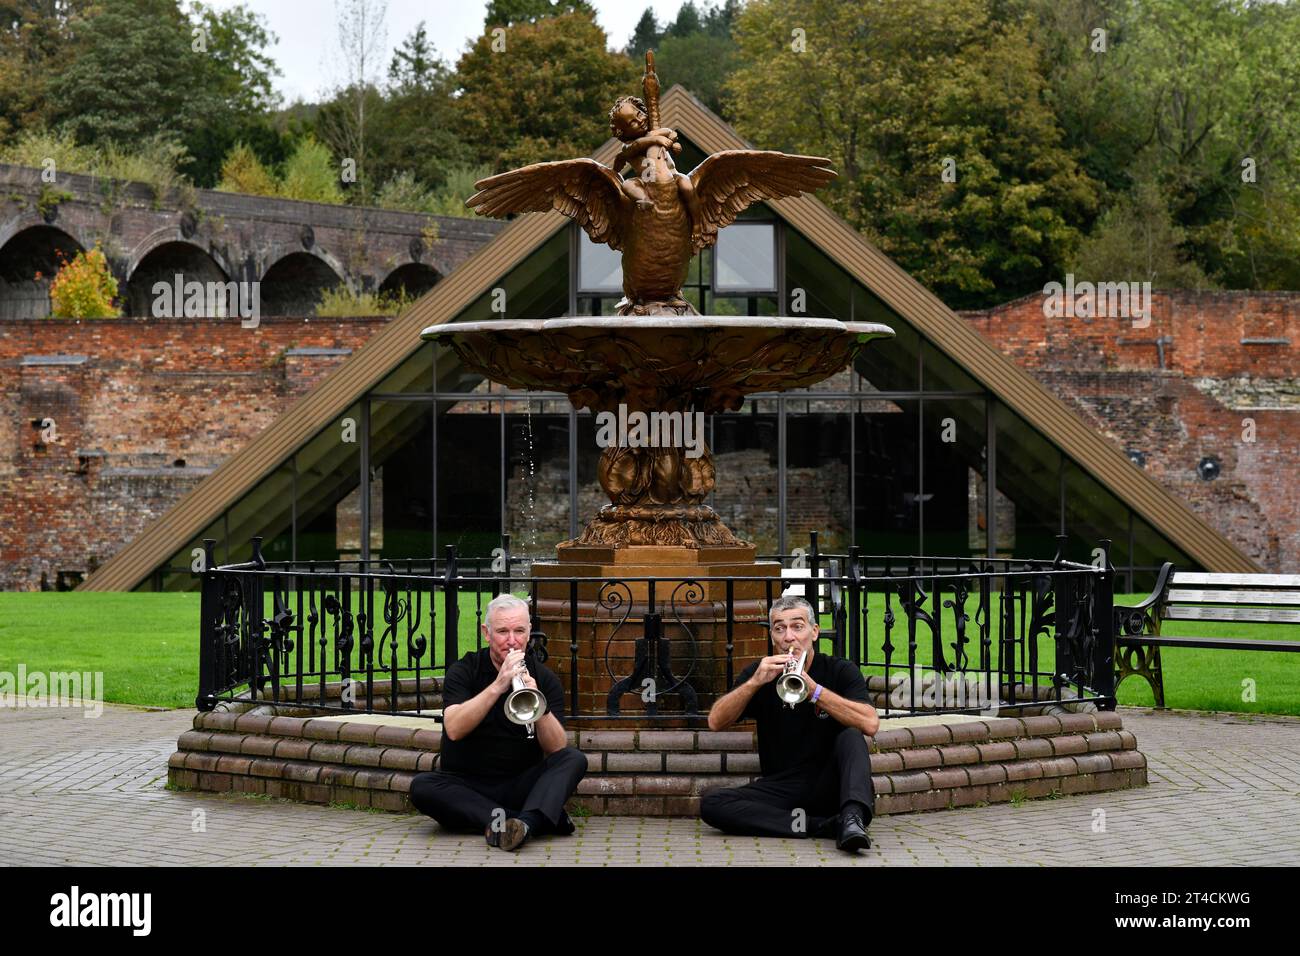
[666,753,722,773]
[724,753,761,773]
[1050,735,1089,756]
[695,731,753,751]
[604,752,663,772]
[637,731,695,751]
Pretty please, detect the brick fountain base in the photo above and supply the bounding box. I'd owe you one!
[167,678,1147,816]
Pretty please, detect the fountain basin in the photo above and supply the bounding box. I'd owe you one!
[422,316,895,414]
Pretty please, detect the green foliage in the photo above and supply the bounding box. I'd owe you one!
[217,143,278,196]
[315,283,411,317]
[727,0,1098,308]
[375,167,491,217]
[279,137,344,203]
[653,30,737,117]
[0,128,189,205]
[484,0,596,28]
[454,11,639,172]
[1071,173,1214,289]
[35,185,74,219]
[48,244,121,319]
[43,0,279,186]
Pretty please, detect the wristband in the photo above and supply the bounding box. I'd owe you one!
[811,684,823,705]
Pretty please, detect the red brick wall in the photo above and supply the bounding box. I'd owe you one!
[0,315,387,589]
[961,291,1299,571]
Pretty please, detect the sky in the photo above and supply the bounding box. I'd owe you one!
[205,0,692,105]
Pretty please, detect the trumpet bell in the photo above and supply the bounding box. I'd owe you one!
[505,686,546,725]
[776,672,809,706]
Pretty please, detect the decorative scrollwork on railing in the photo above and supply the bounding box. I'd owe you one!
[597,580,635,683]
[214,577,245,691]
[944,577,971,672]
[659,579,703,699]
[379,579,407,672]
[898,576,945,671]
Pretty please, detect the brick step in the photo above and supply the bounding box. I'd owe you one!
[168,710,1146,816]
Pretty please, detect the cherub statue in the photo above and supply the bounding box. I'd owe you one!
[466,51,836,316]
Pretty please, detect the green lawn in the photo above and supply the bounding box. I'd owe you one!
[0,591,1296,715]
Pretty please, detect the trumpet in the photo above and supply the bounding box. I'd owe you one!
[776,646,809,707]
[504,656,547,737]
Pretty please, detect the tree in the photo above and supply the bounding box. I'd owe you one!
[44,0,280,185]
[216,142,278,196]
[453,10,638,171]
[279,137,344,203]
[667,1,702,38]
[318,0,387,202]
[654,28,737,117]
[726,0,1098,308]
[388,20,436,91]
[0,0,85,141]
[627,8,659,57]
[368,24,473,193]
[484,0,595,28]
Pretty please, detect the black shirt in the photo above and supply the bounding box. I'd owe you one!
[439,648,566,777]
[734,651,870,777]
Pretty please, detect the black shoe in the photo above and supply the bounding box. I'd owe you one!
[813,814,840,839]
[837,807,871,853]
[555,810,577,836]
[500,817,531,852]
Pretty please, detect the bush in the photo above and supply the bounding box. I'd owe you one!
[279,137,343,203]
[47,244,121,318]
[216,143,278,196]
[314,283,411,317]
[375,171,437,213]
[0,128,188,205]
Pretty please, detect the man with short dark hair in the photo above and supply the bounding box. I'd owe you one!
[409,594,587,852]
[701,595,878,853]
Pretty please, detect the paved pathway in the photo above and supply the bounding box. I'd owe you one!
[2,703,1297,866]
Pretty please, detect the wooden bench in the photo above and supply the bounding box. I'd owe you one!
[1113,565,1300,707]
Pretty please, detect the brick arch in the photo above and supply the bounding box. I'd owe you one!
[125,240,234,317]
[0,222,89,319]
[378,261,441,301]
[125,227,235,281]
[259,250,347,316]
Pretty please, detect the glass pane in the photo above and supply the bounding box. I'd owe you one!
[376,340,434,394]
[854,397,919,557]
[504,398,572,558]
[710,406,780,551]
[921,397,987,558]
[922,339,980,392]
[284,403,361,563]
[437,397,502,557]
[1062,459,1132,570]
[1130,513,1195,593]
[714,222,776,292]
[784,401,852,552]
[993,400,1061,560]
[226,461,296,565]
[577,228,622,293]
[371,400,434,561]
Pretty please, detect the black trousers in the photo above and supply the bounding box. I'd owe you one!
[700,730,875,837]
[409,746,588,835]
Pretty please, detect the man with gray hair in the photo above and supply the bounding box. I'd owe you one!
[701,594,878,853]
[409,593,587,852]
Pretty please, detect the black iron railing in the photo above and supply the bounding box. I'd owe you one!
[195,533,1116,721]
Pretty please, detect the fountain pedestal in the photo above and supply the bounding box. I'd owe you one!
[534,544,781,723]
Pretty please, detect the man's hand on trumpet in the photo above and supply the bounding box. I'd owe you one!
[491,648,534,694]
